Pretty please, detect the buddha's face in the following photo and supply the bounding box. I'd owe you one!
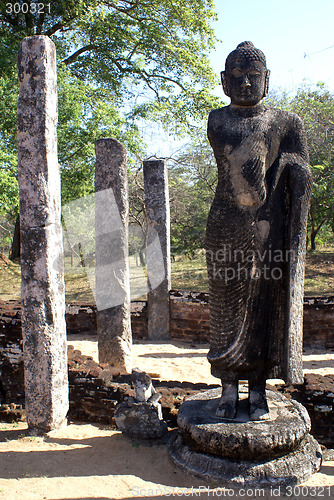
[222,57,269,107]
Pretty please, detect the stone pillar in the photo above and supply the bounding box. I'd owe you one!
[17,36,68,433]
[143,159,171,339]
[95,139,132,373]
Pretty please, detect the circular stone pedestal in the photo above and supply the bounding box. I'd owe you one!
[168,389,322,487]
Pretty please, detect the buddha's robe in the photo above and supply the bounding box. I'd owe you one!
[206,104,312,384]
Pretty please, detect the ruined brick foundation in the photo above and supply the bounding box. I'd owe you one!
[1,293,334,446]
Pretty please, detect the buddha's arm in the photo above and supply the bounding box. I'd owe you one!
[279,113,309,164]
[207,109,225,162]
[284,114,312,254]
[281,113,312,384]
[270,113,310,192]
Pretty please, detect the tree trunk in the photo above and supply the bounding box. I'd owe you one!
[78,242,85,267]
[310,230,316,251]
[139,247,146,267]
[10,215,20,260]
[309,217,327,251]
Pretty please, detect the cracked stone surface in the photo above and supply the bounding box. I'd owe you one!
[176,388,311,460]
[169,389,322,487]
[95,138,132,373]
[143,159,171,340]
[17,36,68,433]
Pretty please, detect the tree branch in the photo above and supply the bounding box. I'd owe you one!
[0,12,20,30]
[314,218,328,236]
[103,0,142,15]
[133,167,144,192]
[36,10,45,35]
[126,42,141,61]
[0,223,12,234]
[140,74,160,100]
[142,69,187,92]
[129,211,145,231]
[62,44,96,66]
[45,21,65,37]
[103,0,173,34]
[61,144,87,163]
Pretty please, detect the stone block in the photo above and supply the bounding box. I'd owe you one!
[17,36,68,433]
[115,401,167,439]
[143,160,171,339]
[95,138,132,373]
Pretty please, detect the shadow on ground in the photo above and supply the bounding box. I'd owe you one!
[0,425,205,489]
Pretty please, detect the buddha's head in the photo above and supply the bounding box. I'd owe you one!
[221,41,270,107]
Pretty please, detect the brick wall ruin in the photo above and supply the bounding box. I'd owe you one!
[3,292,333,346]
[1,293,334,446]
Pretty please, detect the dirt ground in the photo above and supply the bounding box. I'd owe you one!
[0,339,334,500]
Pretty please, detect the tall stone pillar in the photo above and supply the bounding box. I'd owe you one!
[17,36,68,432]
[143,159,171,339]
[95,139,132,373]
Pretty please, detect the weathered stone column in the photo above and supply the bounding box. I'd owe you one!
[17,36,68,432]
[143,159,171,339]
[95,139,132,373]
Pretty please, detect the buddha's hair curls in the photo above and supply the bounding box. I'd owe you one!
[225,41,266,69]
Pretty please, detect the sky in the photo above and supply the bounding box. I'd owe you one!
[146,0,334,157]
[210,0,334,96]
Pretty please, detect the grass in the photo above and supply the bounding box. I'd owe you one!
[0,257,21,301]
[172,247,334,297]
[171,251,208,291]
[0,247,333,302]
[304,248,334,297]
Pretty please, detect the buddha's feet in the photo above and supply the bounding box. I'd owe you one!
[216,381,238,419]
[249,384,269,421]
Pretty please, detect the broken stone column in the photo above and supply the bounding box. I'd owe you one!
[17,36,68,432]
[95,139,132,373]
[114,369,167,439]
[143,159,171,340]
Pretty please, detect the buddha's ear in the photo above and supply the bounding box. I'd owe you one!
[264,69,270,97]
[221,71,230,97]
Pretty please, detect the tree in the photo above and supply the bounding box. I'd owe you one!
[169,128,217,255]
[289,84,334,249]
[0,0,220,254]
[128,166,147,265]
[268,83,334,250]
[308,163,334,250]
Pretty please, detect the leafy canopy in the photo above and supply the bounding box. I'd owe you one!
[0,0,220,215]
[268,82,334,249]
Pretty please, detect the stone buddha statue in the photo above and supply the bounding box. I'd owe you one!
[206,41,312,420]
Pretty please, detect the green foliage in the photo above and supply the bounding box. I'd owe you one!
[169,128,217,255]
[287,83,334,166]
[268,83,334,250]
[0,67,18,221]
[0,148,18,224]
[56,64,144,204]
[0,0,219,222]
